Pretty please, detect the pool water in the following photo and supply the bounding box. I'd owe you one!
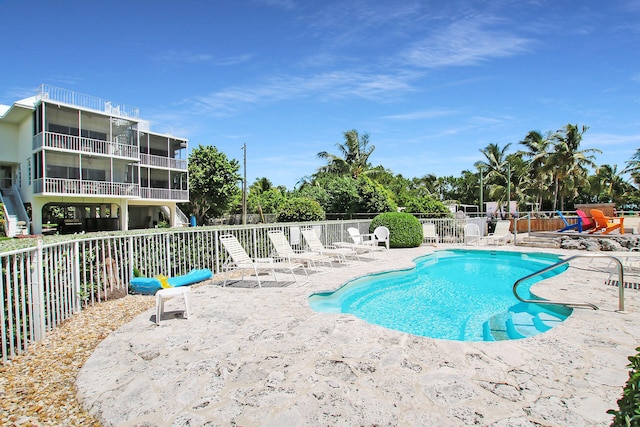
[309,250,571,341]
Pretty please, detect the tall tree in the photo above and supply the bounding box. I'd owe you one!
[518,130,553,211]
[183,145,241,225]
[623,148,640,187]
[594,164,635,205]
[317,130,376,179]
[474,143,512,215]
[547,124,600,210]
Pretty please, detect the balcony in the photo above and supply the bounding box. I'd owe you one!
[34,178,139,197]
[34,132,139,159]
[140,187,189,201]
[140,153,187,170]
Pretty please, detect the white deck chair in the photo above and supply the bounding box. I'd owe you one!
[219,234,307,287]
[267,229,333,268]
[485,220,513,245]
[300,227,357,262]
[464,223,481,245]
[335,227,388,258]
[423,223,439,246]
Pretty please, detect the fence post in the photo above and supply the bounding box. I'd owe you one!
[31,238,46,342]
[165,233,171,275]
[73,241,81,312]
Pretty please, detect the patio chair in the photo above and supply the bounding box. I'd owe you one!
[484,220,513,245]
[576,209,596,231]
[335,227,388,258]
[556,210,582,233]
[372,226,390,250]
[267,229,333,268]
[219,234,307,287]
[422,223,439,246]
[464,223,482,245]
[300,227,358,262]
[588,209,624,235]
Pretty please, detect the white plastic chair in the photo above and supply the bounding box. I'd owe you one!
[220,233,307,287]
[372,226,390,250]
[464,223,481,246]
[485,220,513,245]
[267,229,333,268]
[301,227,357,262]
[422,223,439,246]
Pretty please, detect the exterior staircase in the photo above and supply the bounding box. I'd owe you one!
[0,186,30,237]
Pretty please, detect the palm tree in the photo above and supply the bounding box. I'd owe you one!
[547,124,600,211]
[594,164,635,205]
[474,143,512,216]
[518,130,553,210]
[317,130,375,179]
[249,177,273,195]
[623,148,640,187]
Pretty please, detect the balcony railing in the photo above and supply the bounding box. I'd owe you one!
[34,132,139,159]
[140,187,189,201]
[37,84,140,119]
[140,153,188,170]
[34,178,139,197]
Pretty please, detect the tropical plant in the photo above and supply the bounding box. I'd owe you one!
[546,124,600,211]
[277,197,325,222]
[474,143,513,216]
[624,149,640,187]
[182,145,241,224]
[608,346,640,426]
[317,129,376,179]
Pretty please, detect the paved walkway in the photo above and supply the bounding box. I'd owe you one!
[77,245,640,426]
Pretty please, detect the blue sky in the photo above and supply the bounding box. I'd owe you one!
[1,0,639,189]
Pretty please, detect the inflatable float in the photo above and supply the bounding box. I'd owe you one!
[130,268,213,295]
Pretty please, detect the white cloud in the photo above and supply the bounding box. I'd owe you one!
[401,17,532,68]
[382,109,458,121]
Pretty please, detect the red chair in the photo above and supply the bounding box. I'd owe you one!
[576,209,596,231]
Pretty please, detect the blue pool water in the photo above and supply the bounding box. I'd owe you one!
[309,250,571,341]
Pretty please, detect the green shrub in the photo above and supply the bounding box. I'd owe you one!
[369,212,422,248]
[609,346,640,426]
[277,197,325,222]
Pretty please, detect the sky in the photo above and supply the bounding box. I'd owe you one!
[1,0,639,189]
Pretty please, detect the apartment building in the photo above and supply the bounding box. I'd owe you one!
[0,84,189,235]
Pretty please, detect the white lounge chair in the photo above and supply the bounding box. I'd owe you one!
[300,227,357,262]
[422,223,439,246]
[485,220,513,245]
[335,227,388,258]
[219,234,307,287]
[267,229,333,268]
[464,223,481,246]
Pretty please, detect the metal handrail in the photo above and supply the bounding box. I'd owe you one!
[513,253,627,311]
[513,213,531,242]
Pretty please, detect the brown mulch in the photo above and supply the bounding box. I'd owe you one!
[0,295,156,426]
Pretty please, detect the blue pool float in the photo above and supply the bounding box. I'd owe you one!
[130,268,213,295]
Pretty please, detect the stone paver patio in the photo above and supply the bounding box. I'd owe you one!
[77,245,640,426]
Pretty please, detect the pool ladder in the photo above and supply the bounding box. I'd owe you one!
[512,254,626,312]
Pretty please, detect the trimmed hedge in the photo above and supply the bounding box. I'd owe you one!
[369,212,422,248]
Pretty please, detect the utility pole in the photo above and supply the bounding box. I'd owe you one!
[479,166,484,216]
[241,143,247,225]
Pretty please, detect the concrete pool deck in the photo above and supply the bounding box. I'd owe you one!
[77,245,640,426]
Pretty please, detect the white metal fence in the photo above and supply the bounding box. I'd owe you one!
[0,217,482,363]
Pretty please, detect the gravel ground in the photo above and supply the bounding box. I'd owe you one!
[0,294,156,426]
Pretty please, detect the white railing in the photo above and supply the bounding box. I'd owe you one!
[34,178,140,197]
[139,187,189,201]
[37,84,140,119]
[36,132,139,159]
[140,153,188,170]
[0,220,376,363]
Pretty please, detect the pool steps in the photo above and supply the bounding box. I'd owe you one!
[483,310,565,341]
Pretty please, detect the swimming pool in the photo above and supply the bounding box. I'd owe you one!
[309,250,571,341]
